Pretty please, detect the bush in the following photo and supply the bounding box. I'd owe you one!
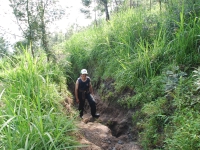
[0,51,80,150]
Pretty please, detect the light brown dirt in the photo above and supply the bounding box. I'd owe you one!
[75,94,142,150]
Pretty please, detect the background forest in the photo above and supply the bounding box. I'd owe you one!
[0,0,200,149]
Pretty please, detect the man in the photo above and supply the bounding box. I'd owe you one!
[75,69,100,119]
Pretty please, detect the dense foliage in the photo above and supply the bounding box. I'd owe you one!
[66,0,200,149]
[0,51,80,149]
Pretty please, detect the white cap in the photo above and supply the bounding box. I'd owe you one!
[80,69,88,74]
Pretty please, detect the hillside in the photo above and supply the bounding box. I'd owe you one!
[66,1,200,149]
[0,1,200,150]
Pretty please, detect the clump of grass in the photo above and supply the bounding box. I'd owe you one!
[0,51,80,149]
[165,108,200,150]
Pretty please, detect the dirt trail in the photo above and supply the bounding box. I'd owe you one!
[75,94,142,150]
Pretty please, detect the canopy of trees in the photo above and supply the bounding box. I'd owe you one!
[9,0,65,60]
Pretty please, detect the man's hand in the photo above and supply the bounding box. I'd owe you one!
[76,98,79,103]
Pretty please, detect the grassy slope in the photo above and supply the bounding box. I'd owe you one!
[66,1,200,149]
[0,51,80,149]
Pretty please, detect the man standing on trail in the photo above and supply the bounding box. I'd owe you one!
[75,69,100,119]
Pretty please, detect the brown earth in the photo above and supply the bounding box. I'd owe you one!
[74,94,142,150]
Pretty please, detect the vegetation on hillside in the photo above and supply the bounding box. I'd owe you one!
[66,0,200,149]
[0,0,200,149]
[0,50,80,149]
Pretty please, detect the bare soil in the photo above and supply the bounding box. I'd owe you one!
[75,94,142,150]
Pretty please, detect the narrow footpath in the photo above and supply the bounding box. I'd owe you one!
[75,94,142,150]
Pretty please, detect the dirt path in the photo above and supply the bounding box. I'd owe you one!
[75,95,142,150]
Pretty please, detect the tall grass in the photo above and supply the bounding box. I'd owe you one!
[172,7,200,64]
[66,8,166,85]
[65,1,200,149]
[0,51,80,149]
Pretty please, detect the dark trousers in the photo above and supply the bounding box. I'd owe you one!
[78,93,96,117]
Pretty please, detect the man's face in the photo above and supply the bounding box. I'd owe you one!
[81,74,87,78]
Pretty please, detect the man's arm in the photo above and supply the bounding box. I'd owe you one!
[75,80,79,103]
[89,82,94,95]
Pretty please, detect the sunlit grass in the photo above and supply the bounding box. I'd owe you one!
[0,51,80,149]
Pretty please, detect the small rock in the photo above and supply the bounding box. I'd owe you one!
[118,140,123,144]
[102,139,106,143]
[128,133,133,139]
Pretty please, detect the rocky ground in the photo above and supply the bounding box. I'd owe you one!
[74,94,142,150]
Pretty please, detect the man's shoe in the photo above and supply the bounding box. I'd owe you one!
[93,114,100,118]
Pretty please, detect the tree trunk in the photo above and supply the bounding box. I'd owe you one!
[103,0,110,21]
[114,0,118,12]
[114,0,118,6]
[95,9,98,26]
[94,0,98,26]
[26,0,34,57]
[130,0,132,8]
[39,1,52,62]
[159,0,161,12]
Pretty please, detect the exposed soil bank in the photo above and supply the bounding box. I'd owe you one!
[75,94,142,150]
